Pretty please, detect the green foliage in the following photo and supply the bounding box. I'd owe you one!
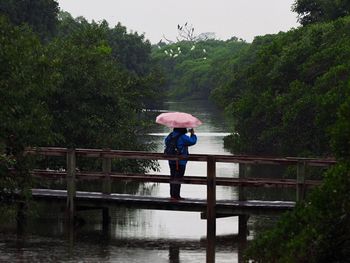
[213,16,350,156]
[46,17,162,172]
[0,16,55,202]
[209,15,350,263]
[0,18,46,202]
[0,15,56,149]
[0,8,164,203]
[245,162,350,262]
[0,0,59,40]
[330,82,350,161]
[48,18,161,149]
[57,13,154,76]
[293,0,350,25]
[107,22,153,76]
[56,13,165,109]
[152,38,248,99]
[47,27,127,148]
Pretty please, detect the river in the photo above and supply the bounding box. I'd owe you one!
[0,100,280,262]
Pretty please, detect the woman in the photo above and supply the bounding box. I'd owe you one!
[165,128,197,200]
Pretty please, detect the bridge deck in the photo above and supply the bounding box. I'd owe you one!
[31,189,295,216]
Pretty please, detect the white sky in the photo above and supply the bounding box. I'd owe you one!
[56,0,299,43]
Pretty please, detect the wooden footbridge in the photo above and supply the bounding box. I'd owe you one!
[23,147,335,263]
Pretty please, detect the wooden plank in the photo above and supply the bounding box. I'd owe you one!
[207,156,216,263]
[102,150,112,194]
[66,149,76,223]
[297,161,306,202]
[30,189,295,215]
[24,147,68,156]
[238,164,248,238]
[201,212,242,219]
[74,148,207,162]
[30,169,322,187]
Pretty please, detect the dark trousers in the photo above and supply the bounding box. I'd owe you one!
[169,163,186,198]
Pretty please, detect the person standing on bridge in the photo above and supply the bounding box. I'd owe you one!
[165,128,197,200]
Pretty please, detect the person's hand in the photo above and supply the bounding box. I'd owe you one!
[189,128,195,135]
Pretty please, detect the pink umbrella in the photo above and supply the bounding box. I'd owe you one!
[156,111,202,128]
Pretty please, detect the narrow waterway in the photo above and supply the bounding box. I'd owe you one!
[141,100,240,241]
[0,100,268,262]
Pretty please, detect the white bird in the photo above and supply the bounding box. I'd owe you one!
[203,49,206,53]
[178,47,181,51]
[173,54,179,58]
[170,49,173,53]
[164,50,168,54]
[191,45,195,50]
[203,57,207,60]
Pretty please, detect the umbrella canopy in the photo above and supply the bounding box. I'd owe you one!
[156,111,202,128]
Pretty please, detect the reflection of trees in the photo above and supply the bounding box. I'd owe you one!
[169,244,180,263]
[0,216,251,263]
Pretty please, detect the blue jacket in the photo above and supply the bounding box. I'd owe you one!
[165,131,197,165]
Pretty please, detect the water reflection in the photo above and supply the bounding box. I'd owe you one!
[0,231,241,263]
[169,244,180,263]
[1,100,250,262]
[135,100,240,242]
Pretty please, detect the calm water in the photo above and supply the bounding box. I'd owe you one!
[0,100,279,262]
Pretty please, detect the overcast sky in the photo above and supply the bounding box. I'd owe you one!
[56,0,300,43]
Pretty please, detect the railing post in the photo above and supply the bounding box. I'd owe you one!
[297,161,306,202]
[16,201,27,235]
[66,148,76,224]
[102,149,112,228]
[238,163,249,238]
[102,149,112,194]
[238,163,247,201]
[207,155,216,263]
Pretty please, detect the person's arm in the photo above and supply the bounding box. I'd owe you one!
[182,129,197,146]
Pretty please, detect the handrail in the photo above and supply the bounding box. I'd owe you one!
[25,147,336,166]
[24,146,336,263]
[24,146,337,204]
[30,169,322,187]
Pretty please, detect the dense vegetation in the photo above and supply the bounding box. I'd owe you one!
[292,0,350,25]
[1,0,350,260]
[0,1,163,206]
[0,0,59,40]
[206,0,350,261]
[212,17,350,157]
[152,37,248,99]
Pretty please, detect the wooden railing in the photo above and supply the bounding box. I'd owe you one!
[25,147,336,196]
[24,147,336,263]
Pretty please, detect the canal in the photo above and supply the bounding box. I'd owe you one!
[0,100,284,262]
